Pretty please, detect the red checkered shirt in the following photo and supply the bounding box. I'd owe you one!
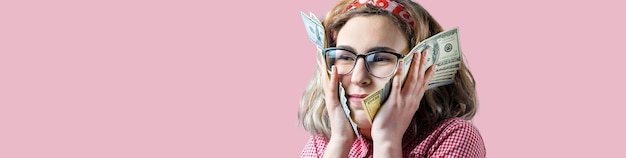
[300,118,486,158]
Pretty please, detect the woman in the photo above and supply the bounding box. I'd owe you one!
[299,0,485,157]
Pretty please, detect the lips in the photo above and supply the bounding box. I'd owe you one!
[348,94,368,105]
[349,94,369,98]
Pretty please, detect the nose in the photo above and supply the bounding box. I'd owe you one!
[350,58,372,87]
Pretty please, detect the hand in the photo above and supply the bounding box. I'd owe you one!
[371,51,436,141]
[321,66,356,157]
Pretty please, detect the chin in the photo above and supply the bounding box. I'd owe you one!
[352,110,372,129]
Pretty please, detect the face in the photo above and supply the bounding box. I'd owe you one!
[335,15,408,129]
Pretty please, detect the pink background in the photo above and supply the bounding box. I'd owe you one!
[1,0,625,157]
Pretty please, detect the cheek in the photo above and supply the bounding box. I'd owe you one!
[366,77,392,92]
[370,77,390,89]
[340,75,351,85]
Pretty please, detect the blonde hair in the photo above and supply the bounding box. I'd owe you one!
[299,0,478,139]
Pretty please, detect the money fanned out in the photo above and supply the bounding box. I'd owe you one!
[362,28,464,123]
[338,82,360,138]
[301,11,360,138]
[300,11,325,50]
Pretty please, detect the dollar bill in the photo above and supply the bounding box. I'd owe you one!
[436,69,458,75]
[339,84,360,138]
[431,72,456,80]
[361,28,464,123]
[427,80,455,89]
[431,76,455,83]
[300,11,325,49]
[432,73,455,80]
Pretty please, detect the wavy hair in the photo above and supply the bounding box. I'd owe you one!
[299,0,478,139]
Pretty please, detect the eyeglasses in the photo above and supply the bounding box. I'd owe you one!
[323,47,405,78]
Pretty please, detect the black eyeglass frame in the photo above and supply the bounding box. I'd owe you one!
[322,47,406,78]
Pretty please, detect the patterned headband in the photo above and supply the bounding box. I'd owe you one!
[345,0,415,28]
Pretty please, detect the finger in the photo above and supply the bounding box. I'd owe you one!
[405,51,421,90]
[392,61,406,94]
[388,62,404,106]
[328,65,339,93]
[420,50,429,76]
[320,57,332,91]
[424,65,437,88]
[415,51,428,78]
[410,51,426,91]
[399,61,409,94]
[325,66,341,108]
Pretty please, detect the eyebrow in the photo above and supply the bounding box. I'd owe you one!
[336,45,397,53]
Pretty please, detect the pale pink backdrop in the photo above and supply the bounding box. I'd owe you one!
[1,0,625,157]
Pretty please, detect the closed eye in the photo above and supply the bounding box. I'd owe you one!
[338,55,355,61]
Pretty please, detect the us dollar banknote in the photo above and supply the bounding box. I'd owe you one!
[300,11,325,50]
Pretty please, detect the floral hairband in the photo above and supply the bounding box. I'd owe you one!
[345,0,415,28]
